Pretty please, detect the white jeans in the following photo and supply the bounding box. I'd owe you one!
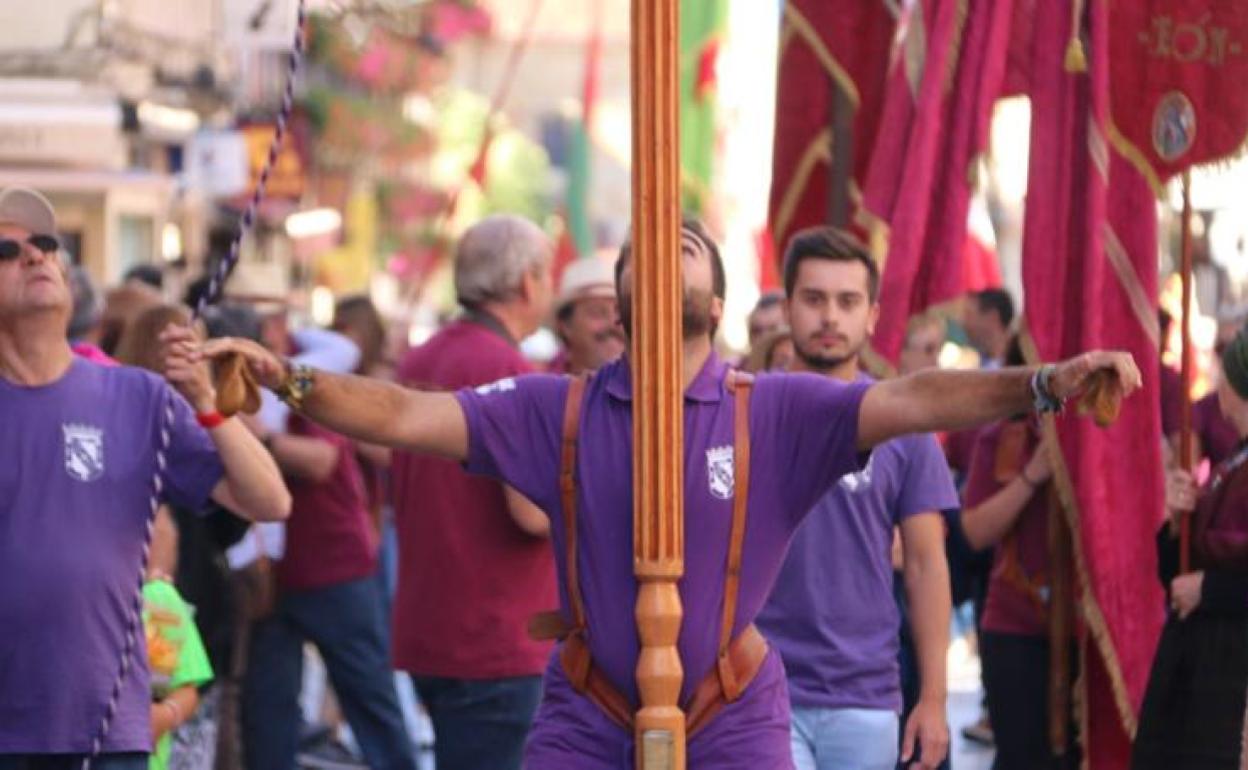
[790,707,900,770]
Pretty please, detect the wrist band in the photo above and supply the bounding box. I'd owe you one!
[274,361,315,411]
[1030,365,1063,414]
[196,410,227,429]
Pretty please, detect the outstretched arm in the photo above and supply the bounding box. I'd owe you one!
[197,336,469,461]
[857,351,1141,450]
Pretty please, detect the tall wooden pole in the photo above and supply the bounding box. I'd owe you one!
[1178,171,1194,575]
[631,0,686,768]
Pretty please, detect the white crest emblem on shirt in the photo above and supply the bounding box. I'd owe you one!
[839,452,875,493]
[706,445,734,501]
[63,423,105,482]
[474,377,517,396]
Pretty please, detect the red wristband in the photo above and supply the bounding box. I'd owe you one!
[196,410,226,429]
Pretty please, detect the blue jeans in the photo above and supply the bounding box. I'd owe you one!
[0,756,145,770]
[409,675,541,770]
[791,707,900,770]
[242,575,415,770]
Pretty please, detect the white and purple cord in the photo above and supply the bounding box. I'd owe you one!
[82,2,306,766]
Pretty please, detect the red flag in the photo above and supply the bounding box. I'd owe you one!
[1108,2,1248,190]
[863,0,1015,362]
[767,1,896,256]
[1021,4,1166,767]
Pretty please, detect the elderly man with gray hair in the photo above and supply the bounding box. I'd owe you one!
[389,214,558,770]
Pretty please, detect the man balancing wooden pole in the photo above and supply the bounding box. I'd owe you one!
[194,30,1143,770]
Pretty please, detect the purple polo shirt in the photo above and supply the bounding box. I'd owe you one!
[456,352,870,768]
[757,374,958,712]
[0,358,224,754]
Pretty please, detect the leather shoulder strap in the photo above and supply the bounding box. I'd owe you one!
[717,370,753,701]
[561,375,589,632]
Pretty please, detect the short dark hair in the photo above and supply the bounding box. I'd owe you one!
[973,288,1015,329]
[782,226,879,301]
[124,264,164,290]
[615,216,726,301]
[753,289,785,313]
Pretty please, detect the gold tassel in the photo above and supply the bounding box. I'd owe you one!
[1065,0,1087,72]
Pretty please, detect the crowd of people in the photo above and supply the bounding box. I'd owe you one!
[1,182,1244,770]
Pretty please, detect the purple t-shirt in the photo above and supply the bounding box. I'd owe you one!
[456,353,869,768]
[0,359,224,754]
[757,377,958,712]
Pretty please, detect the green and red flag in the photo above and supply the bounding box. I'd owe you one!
[680,0,728,216]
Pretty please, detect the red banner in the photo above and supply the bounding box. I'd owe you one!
[767,1,895,256]
[1022,3,1166,766]
[863,0,1014,362]
[1109,2,1248,189]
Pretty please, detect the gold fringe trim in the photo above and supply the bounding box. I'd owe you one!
[772,128,833,244]
[1106,120,1168,199]
[1088,120,1109,184]
[1065,0,1087,73]
[1019,323,1141,743]
[1102,223,1161,350]
[783,3,862,109]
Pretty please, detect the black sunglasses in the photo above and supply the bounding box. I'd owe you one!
[0,234,59,261]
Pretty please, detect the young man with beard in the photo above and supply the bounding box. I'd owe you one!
[756,227,956,770]
[194,217,1142,769]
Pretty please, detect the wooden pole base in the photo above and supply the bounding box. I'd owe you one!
[634,578,686,770]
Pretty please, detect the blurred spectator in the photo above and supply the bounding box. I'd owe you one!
[67,264,102,342]
[742,326,794,373]
[100,281,164,355]
[898,313,947,376]
[144,507,214,770]
[747,289,786,349]
[392,215,557,770]
[332,296,399,603]
[549,256,624,375]
[126,264,165,292]
[235,308,415,770]
[333,294,392,379]
[115,304,252,770]
[962,289,1015,368]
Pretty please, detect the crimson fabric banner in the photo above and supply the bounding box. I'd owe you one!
[863,0,1015,362]
[767,1,895,257]
[1109,2,1248,190]
[1021,3,1166,767]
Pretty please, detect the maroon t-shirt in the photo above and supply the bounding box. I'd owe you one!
[1194,392,1239,467]
[964,422,1051,637]
[277,416,380,592]
[391,317,557,678]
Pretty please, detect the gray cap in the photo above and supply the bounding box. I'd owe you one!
[0,187,56,235]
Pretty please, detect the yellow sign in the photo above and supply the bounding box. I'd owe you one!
[241,124,304,200]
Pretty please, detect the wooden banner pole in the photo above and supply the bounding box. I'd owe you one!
[631,0,686,768]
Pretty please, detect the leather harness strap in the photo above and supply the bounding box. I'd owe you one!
[717,370,754,702]
[559,374,590,690]
[536,369,766,738]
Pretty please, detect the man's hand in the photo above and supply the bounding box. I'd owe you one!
[1171,571,1204,620]
[1165,468,1198,531]
[1049,351,1142,402]
[900,699,949,769]
[160,324,216,414]
[200,336,288,391]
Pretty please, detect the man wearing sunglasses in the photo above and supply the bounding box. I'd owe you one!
[0,187,291,770]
